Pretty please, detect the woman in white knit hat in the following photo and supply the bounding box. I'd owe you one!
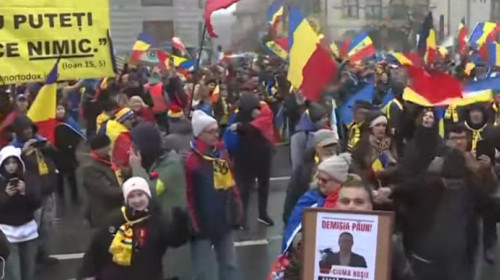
[79,177,190,280]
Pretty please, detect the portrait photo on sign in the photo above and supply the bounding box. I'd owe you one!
[314,212,378,280]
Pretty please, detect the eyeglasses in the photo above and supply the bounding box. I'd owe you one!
[203,129,219,135]
[318,176,333,184]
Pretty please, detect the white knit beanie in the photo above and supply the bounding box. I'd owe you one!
[191,110,217,137]
[122,177,152,201]
[317,153,352,183]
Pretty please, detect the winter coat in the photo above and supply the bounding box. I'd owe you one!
[132,151,191,280]
[164,118,192,152]
[78,205,190,280]
[183,139,242,241]
[54,118,84,174]
[282,148,316,224]
[83,154,123,228]
[0,229,9,259]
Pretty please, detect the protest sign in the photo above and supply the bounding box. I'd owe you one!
[303,209,394,280]
[0,0,114,83]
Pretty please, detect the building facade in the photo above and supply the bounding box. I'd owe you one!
[109,0,204,55]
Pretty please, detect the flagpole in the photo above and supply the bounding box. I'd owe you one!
[188,24,207,118]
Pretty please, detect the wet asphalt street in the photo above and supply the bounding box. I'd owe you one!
[38,145,292,280]
[36,145,500,280]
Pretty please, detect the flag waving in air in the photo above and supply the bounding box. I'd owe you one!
[28,60,59,144]
[287,5,337,101]
[458,17,468,52]
[130,32,153,65]
[418,12,437,64]
[267,0,284,35]
[347,32,376,62]
[205,0,241,37]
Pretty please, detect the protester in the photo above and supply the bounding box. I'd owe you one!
[10,115,59,266]
[345,100,372,152]
[54,104,82,204]
[144,72,169,131]
[129,95,155,123]
[15,95,29,115]
[164,115,192,152]
[282,129,338,224]
[78,177,190,280]
[184,110,242,280]
[83,135,123,228]
[393,124,497,280]
[290,101,328,171]
[230,92,274,228]
[129,122,191,280]
[0,146,41,280]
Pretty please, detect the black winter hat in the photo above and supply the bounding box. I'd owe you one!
[238,91,260,113]
[306,101,328,122]
[89,134,111,150]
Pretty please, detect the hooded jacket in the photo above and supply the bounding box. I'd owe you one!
[463,104,500,152]
[290,102,327,171]
[79,204,190,280]
[10,115,58,196]
[130,123,191,280]
[0,146,41,243]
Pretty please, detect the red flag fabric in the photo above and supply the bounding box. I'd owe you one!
[301,45,338,101]
[205,0,241,38]
[406,66,463,104]
[251,102,275,145]
[339,39,351,58]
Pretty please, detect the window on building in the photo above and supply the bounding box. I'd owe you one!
[342,0,359,18]
[198,0,204,9]
[143,21,174,43]
[141,0,173,6]
[365,0,382,19]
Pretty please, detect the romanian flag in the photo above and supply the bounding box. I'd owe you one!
[371,153,389,173]
[28,60,59,144]
[388,52,421,66]
[347,32,376,63]
[130,32,153,65]
[339,40,351,58]
[205,0,241,38]
[418,12,437,64]
[265,37,288,60]
[287,5,337,101]
[458,17,468,52]
[156,50,170,70]
[330,42,339,57]
[468,21,499,49]
[403,66,462,106]
[487,42,500,67]
[267,0,284,32]
[404,71,497,107]
[173,55,196,70]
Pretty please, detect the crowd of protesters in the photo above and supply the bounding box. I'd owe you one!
[0,43,498,280]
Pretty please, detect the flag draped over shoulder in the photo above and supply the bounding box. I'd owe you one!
[418,12,437,64]
[458,17,468,52]
[287,5,337,101]
[130,32,153,65]
[403,66,462,106]
[28,60,59,144]
[205,0,241,38]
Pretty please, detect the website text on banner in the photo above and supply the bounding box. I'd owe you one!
[0,0,113,84]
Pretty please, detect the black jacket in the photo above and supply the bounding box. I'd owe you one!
[319,251,367,269]
[0,174,41,226]
[78,205,190,280]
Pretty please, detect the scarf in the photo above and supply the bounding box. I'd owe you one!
[109,207,151,266]
[444,105,459,123]
[190,140,234,191]
[493,102,500,126]
[347,122,362,151]
[91,151,123,185]
[464,122,486,151]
